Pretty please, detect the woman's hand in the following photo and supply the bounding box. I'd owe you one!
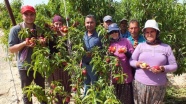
[57,30,66,36]
[136,61,150,70]
[150,66,165,74]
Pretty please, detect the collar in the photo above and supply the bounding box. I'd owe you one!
[146,38,161,45]
[85,30,97,37]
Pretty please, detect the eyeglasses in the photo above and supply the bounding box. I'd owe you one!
[109,30,118,35]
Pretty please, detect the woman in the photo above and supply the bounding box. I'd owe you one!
[108,23,134,104]
[48,15,71,104]
[130,19,178,104]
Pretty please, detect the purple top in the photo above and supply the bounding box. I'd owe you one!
[110,38,134,83]
[130,42,178,85]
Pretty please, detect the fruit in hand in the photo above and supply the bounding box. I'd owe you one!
[25,37,36,45]
[82,69,87,76]
[51,26,58,32]
[152,66,160,70]
[141,63,148,68]
[60,26,68,33]
[118,47,127,53]
[108,46,116,53]
[29,37,36,44]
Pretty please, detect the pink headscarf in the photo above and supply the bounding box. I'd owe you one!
[52,15,63,23]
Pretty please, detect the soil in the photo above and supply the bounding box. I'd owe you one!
[0,30,185,104]
[0,30,39,104]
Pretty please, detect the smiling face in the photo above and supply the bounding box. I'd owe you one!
[85,17,96,33]
[144,28,157,43]
[22,11,36,24]
[109,30,119,39]
[53,21,63,28]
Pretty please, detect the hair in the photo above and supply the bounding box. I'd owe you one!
[144,28,161,45]
[129,19,140,27]
[85,14,96,22]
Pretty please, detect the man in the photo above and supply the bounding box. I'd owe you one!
[82,14,102,96]
[8,5,46,104]
[127,19,145,78]
[119,18,131,38]
[127,19,145,49]
[103,15,113,30]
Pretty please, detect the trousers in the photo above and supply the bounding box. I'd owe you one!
[19,70,46,104]
[82,63,98,96]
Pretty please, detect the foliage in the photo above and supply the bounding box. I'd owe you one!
[165,86,186,104]
[68,0,116,23]
[23,81,67,104]
[116,0,186,75]
[15,16,123,103]
[0,0,22,47]
[0,0,186,103]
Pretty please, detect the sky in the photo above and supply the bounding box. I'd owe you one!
[0,0,184,7]
[0,0,48,6]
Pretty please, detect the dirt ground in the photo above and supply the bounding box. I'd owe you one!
[0,41,23,103]
[0,30,40,104]
[0,30,186,104]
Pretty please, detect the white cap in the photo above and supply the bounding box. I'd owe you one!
[142,20,160,32]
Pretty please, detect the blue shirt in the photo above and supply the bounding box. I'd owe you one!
[82,31,102,64]
[120,30,131,38]
[127,35,146,45]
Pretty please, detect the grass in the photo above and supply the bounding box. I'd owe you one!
[164,86,186,104]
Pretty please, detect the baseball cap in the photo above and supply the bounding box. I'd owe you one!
[119,18,128,24]
[52,15,63,23]
[103,15,112,22]
[108,23,119,33]
[21,5,36,14]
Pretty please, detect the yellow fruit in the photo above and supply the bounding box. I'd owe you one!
[141,63,148,68]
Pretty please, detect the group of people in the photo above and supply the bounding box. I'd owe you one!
[8,5,178,104]
[8,5,71,104]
